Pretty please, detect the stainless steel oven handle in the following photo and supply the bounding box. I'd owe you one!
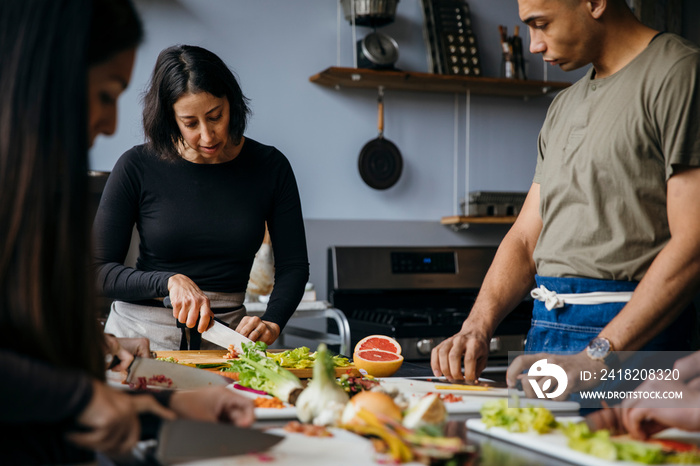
[417,338,436,355]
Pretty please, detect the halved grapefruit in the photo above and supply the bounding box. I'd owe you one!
[353,349,404,377]
[354,335,402,355]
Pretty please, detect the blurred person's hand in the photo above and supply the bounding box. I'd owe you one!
[169,386,255,426]
[67,380,175,455]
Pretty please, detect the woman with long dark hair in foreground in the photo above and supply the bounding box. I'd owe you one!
[0,1,254,463]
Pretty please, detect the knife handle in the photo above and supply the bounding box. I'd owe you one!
[164,296,233,334]
[174,315,229,333]
[106,354,121,370]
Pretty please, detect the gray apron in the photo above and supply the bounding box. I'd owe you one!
[104,291,247,351]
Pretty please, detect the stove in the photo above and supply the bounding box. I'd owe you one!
[327,246,531,363]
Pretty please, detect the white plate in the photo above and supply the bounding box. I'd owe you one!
[229,384,298,420]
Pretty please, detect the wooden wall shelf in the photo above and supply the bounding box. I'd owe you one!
[309,67,570,97]
[441,215,516,230]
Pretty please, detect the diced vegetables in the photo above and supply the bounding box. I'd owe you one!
[480,398,557,434]
[254,397,286,409]
[480,399,700,464]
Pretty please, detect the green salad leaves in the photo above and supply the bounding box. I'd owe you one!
[224,341,302,403]
[266,346,352,369]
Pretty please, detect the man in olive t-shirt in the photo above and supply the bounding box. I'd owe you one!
[431,0,700,398]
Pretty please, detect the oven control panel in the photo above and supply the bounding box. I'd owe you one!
[391,251,456,274]
[329,246,498,290]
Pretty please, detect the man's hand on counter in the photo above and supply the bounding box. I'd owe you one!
[430,328,490,382]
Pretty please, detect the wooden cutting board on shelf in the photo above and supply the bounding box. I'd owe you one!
[155,350,360,379]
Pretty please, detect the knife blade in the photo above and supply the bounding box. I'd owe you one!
[155,419,284,464]
[202,319,253,353]
[126,356,230,390]
[163,296,253,353]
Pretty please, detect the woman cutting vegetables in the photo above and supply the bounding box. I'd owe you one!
[93,45,309,351]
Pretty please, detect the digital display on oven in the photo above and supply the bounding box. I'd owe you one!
[390,252,456,274]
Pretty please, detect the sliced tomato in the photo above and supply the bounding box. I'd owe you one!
[647,438,698,453]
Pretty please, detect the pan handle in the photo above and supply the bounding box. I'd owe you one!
[377,86,384,137]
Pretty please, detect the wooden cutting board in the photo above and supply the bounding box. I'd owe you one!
[155,350,360,379]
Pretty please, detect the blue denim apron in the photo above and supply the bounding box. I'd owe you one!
[525,275,694,353]
[525,275,695,412]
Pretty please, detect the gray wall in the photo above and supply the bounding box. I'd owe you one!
[89,0,699,299]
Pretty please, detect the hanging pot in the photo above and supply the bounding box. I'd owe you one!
[340,0,400,27]
[358,89,403,190]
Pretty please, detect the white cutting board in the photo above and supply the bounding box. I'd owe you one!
[467,417,700,466]
[379,377,511,397]
[379,378,580,415]
[176,428,425,466]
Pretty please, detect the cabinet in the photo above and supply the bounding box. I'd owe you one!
[309,66,570,229]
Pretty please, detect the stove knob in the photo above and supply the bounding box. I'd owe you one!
[489,336,501,353]
[416,338,435,355]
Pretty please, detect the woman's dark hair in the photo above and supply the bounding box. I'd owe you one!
[89,0,143,66]
[143,45,251,160]
[0,0,142,379]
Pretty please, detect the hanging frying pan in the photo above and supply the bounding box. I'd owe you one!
[358,88,403,190]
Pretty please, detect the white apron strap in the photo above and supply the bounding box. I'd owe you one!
[530,285,634,311]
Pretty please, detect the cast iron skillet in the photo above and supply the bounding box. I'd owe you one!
[358,90,403,190]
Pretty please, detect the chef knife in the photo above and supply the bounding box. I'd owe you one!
[155,419,284,464]
[126,356,230,390]
[409,376,509,389]
[163,296,253,353]
[201,319,253,354]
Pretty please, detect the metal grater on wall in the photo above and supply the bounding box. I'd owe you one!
[420,0,482,76]
[461,191,528,217]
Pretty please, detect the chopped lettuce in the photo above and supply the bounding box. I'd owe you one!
[480,398,558,434]
[266,346,351,369]
[480,400,700,465]
[225,341,302,403]
[666,451,700,464]
[561,421,665,464]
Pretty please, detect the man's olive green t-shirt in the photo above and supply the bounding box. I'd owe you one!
[533,33,700,281]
